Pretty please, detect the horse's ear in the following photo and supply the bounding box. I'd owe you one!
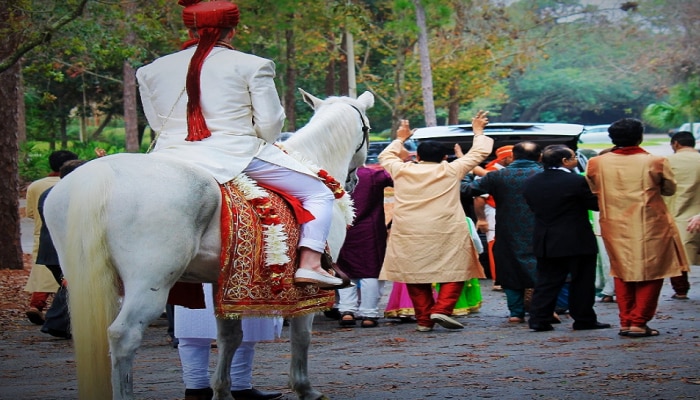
[356,91,375,110]
[298,88,322,110]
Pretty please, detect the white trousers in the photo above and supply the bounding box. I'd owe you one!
[591,212,615,297]
[337,278,385,318]
[244,158,334,252]
[178,337,255,391]
[485,204,496,242]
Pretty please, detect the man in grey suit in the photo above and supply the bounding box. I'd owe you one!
[523,145,611,332]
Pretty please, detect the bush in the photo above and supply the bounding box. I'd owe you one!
[18,140,127,182]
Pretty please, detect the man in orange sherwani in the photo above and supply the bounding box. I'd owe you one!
[585,118,688,338]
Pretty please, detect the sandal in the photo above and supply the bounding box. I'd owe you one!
[600,295,615,303]
[550,312,562,324]
[508,317,525,323]
[618,326,630,336]
[671,293,688,300]
[361,317,379,328]
[339,311,356,327]
[626,326,659,338]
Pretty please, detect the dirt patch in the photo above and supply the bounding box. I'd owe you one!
[0,254,34,331]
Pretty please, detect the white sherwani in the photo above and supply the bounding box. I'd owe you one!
[137,46,312,183]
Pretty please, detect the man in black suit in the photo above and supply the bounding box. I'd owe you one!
[36,159,87,339]
[523,145,611,332]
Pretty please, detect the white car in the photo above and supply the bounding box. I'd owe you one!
[411,122,589,171]
[579,124,612,144]
[677,123,700,140]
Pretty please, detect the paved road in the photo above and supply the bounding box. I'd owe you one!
[6,135,697,399]
[1,270,698,400]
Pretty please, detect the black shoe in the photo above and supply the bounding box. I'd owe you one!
[572,321,612,330]
[529,323,554,332]
[323,307,341,320]
[26,308,45,325]
[231,387,283,400]
[40,326,72,339]
[184,388,213,400]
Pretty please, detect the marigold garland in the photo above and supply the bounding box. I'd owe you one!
[317,169,345,199]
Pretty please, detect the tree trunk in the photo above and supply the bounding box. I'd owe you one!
[123,62,139,152]
[17,67,26,143]
[0,18,23,270]
[0,0,88,269]
[325,34,336,96]
[413,0,437,127]
[284,26,296,131]
[123,1,139,152]
[447,87,460,124]
[90,110,114,140]
[60,115,68,148]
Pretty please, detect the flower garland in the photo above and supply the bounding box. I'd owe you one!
[317,169,345,199]
[232,174,290,279]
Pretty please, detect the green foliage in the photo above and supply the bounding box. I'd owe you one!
[643,76,700,129]
[16,0,700,146]
[18,139,127,182]
[18,142,52,182]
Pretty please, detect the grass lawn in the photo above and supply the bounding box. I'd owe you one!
[578,137,667,150]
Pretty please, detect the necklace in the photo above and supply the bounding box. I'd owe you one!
[215,40,234,50]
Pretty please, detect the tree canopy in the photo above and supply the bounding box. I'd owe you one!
[2,0,700,270]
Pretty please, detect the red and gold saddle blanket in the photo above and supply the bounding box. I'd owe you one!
[213,179,333,319]
[167,165,354,317]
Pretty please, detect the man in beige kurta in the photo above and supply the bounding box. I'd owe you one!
[379,112,493,332]
[24,150,77,324]
[664,131,700,299]
[586,118,687,337]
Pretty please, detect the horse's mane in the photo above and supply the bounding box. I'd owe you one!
[283,97,367,178]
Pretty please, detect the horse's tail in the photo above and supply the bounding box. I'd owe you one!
[56,161,120,400]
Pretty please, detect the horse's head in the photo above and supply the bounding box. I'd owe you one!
[297,89,374,193]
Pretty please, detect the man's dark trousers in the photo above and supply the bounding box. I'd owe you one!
[529,254,598,326]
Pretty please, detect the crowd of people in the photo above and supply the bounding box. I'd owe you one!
[19,1,698,399]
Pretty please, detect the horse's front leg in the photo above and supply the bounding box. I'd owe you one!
[289,314,325,400]
[211,317,242,400]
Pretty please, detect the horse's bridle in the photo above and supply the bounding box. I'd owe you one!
[344,104,370,192]
[349,104,370,154]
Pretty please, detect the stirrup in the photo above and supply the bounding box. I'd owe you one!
[320,252,354,289]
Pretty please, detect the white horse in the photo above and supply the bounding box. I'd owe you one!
[44,89,374,400]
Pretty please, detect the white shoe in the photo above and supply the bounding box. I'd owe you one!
[294,269,344,289]
[430,313,464,330]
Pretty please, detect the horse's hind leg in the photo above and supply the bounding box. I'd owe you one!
[289,314,325,400]
[108,287,171,400]
[210,316,242,400]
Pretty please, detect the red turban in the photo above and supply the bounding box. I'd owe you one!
[179,1,240,141]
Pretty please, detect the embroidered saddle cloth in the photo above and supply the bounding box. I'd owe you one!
[214,180,334,319]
